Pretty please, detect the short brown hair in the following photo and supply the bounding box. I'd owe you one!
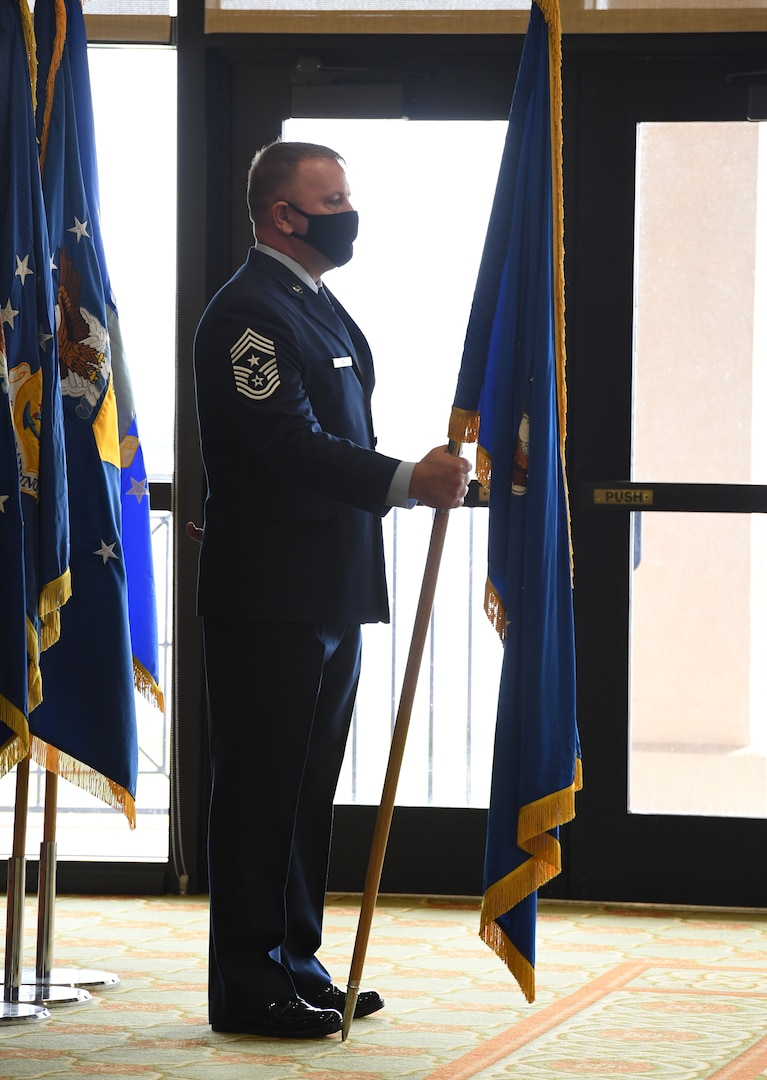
[246,140,345,227]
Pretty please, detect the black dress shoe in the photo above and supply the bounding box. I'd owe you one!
[211,996,342,1038]
[302,984,385,1019]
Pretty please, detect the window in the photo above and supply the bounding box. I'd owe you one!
[0,44,177,861]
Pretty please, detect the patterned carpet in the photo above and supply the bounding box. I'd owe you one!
[1,893,767,1078]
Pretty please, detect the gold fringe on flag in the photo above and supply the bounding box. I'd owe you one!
[484,577,507,643]
[0,733,29,781]
[30,735,137,828]
[134,658,165,713]
[40,609,60,654]
[26,614,43,712]
[0,698,30,764]
[447,405,480,446]
[39,567,72,651]
[38,0,67,176]
[479,756,583,1002]
[480,908,537,1004]
[536,0,573,578]
[17,0,37,111]
[536,0,567,471]
[475,444,491,490]
[39,567,72,653]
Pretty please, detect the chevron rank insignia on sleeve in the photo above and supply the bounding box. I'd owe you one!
[230,328,280,401]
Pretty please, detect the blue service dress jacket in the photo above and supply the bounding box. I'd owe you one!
[193,246,401,626]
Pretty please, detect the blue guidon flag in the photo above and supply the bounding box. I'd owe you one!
[0,0,71,775]
[448,0,581,1003]
[28,0,163,825]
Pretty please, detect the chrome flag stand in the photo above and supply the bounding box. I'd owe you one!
[1,761,125,1025]
[342,441,461,1040]
[22,771,120,993]
[1,757,90,1025]
[1,757,49,1025]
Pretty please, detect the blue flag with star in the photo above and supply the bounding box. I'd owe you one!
[31,0,139,823]
[448,0,581,1003]
[0,0,70,774]
[50,0,163,714]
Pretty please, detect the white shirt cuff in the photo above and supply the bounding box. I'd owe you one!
[386,460,418,508]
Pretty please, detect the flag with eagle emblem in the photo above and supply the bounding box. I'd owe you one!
[0,0,70,775]
[30,0,142,823]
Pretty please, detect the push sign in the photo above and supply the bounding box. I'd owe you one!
[593,488,654,506]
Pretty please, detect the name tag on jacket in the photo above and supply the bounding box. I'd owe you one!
[333,356,353,368]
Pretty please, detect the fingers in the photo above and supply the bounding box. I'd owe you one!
[410,445,473,509]
[186,521,203,543]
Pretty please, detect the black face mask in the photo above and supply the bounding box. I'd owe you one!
[286,203,359,267]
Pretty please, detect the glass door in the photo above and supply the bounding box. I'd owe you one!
[630,121,767,821]
[567,39,767,908]
[178,30,767,903]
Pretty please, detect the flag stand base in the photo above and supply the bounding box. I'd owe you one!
[2,829,52,1025]
[0,1001,51,1025]
[1,764,97,1025]
[22,966,120,990]
[29,777,120,993]
[1,981,92,1007]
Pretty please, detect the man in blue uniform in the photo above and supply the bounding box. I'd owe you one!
[194,141,470,1038]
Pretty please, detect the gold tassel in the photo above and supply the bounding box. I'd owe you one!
[447,406,480,445]
[133,658,165,713]
[30,736,137,829]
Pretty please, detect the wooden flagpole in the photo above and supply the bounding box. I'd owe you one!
[342,441,461,1040]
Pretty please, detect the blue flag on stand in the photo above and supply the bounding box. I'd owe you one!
[0,0,70,775]
[49,0,163,713]
[111,318,164,714]
[448,0,581,1003]
[29,0,162,825]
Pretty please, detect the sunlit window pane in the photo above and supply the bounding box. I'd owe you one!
[284,118,506,808]
[89,45,177,482]
[630,122,767,819]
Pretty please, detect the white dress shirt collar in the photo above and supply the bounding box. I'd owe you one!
[256,242,320,294]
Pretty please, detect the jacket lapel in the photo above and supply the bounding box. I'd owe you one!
[248,249,370,388]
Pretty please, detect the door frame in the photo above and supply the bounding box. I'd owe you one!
[172,22,767,903]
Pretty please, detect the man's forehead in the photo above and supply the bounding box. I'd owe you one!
[297,156,349,192]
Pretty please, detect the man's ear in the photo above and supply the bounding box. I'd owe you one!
[273,201,294,236]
